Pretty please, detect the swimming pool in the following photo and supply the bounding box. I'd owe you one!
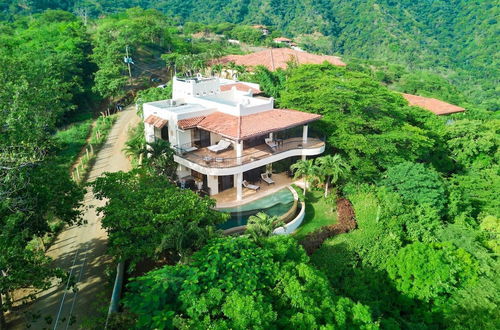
[217,188,295,229]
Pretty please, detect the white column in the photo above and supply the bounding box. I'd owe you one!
[235,172,243,201]
[236,140,243,165]
[176,165,190,179]
[145,123,155,143]
[207,175,219,195]
[302,124,308,143]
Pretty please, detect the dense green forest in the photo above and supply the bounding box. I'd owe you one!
[0,2,498,329]
[1,0,498,109]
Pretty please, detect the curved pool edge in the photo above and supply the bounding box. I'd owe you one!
[273,200,306,235]
[222,186,305,236]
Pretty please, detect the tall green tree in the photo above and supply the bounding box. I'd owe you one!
[280,64,437,180]
[380,161,446,215]
[123,236,377,329]
[386,242,479,302]
[90,8,177,98]
[91,170,227,266]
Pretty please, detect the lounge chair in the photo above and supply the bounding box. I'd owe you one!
[243,180,260,191]
[207,139,232,153]
[261,172,275,185]
[265,138,277,151]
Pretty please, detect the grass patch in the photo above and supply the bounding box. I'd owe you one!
[73,115,117,183]
[54,117,93,170]
[309,191,379,277]
[293,190,337,240]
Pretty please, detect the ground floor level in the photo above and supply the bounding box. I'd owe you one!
[214,172,294,208]
[176,158,300,205]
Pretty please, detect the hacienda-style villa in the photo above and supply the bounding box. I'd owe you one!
[143,76,325,202]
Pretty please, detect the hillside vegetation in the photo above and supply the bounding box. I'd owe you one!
[1,3,498,329]
[3,0,497,108]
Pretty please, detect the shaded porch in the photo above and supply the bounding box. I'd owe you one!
[213,172,295,208]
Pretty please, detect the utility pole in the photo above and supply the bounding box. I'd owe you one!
[125,45,132,83]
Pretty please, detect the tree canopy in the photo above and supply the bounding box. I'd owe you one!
[280,63,439,180]
[123,236,377,329]
[91,170,227,266]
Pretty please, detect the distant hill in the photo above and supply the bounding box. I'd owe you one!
[1,0,498,108]
[151,0,498,107]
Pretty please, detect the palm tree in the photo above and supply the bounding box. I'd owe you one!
[211,63,223,77]
[143,140,176,179]
[290,159,316,194]
[234,64,247,79]
[246,212,282,240]
[225,61,238,79]
[123,124,146,163]
[315,154,349,197]
[161,53,179,78]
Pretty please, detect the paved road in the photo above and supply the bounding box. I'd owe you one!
[8,107,140,329]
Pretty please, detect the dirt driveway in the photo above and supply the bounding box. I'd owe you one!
[8,106,141,329]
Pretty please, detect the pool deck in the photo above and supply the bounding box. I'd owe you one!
[214,172,296,208]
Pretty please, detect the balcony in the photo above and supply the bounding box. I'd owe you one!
[173,137,325,175]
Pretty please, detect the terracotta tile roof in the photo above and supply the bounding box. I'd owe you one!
[220,83,262,94]
[402,93,465,115]
[216,48,346,71]
[274,37,292,42]
[144,115,168,128]
[178,116,205,130]
[194,109,321,140]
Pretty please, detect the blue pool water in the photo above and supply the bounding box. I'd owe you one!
[217,188,294,229]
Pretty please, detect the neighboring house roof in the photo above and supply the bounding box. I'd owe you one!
[273,37,292,42]
[179,109,321,140]
[402,93,465,115]
[216,48,346,71]
[178,116,206,130]
[219,83,262,94]
[145,115,168,128]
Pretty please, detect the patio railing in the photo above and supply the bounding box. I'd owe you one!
[173,137,325,168]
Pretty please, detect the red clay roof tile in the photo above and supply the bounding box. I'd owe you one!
[144,115,168,128]
[273,37,292,42]
[216,48,345,71]
[402,93,465,115]
[219,83,262,94]
[178,116,206,130]
[196,109,321,140]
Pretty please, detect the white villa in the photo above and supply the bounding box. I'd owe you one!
[143,76,325,202]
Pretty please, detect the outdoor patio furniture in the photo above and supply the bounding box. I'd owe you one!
[243,180,260,191]
[275,138,284,148]
[202,156,213,164]
[195,180,203,191]
[261,172,275,185]
[265,138,277,152]
[207,139,232,153]
[183,146,198,154]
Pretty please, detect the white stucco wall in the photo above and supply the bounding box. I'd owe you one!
[210,132,223,145]
[172,76,220,100]
[273,202,306,235]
